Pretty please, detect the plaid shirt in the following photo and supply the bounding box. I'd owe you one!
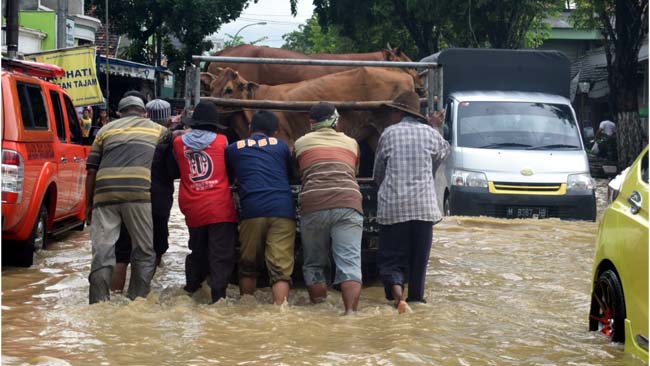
[373,116,450,225]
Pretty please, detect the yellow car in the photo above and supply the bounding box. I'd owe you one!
[589,145,648,361]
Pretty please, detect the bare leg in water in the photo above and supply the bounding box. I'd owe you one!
[341,280,361,315]
[308,282,328,304]
[111,262,128,293]
[392,284,407,314]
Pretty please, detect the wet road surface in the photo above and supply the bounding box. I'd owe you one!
[2,180,646,366]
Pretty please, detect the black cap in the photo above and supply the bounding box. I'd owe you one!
[251,111,279,135]
[183,101,227,129]
[309,102,336,122]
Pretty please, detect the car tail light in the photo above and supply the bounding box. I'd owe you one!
[2,149,24,204]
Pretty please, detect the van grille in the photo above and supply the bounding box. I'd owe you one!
[489,182,566,195]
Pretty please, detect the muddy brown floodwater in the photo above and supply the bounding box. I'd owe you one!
[1,180,646,366]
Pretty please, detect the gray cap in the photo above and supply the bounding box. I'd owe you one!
[118,96,146,112]
[146,99,171,124]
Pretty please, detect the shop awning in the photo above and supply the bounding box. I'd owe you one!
[96,55,168,81]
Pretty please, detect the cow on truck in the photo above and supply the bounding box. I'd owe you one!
[2,58,89,267]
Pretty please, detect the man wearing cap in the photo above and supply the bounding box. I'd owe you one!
[172,101,237,303]
[225,111,295,305]
[373,91,450,313]
[110,99,180,293]
[85,96,167,304]
[294,102,363,315]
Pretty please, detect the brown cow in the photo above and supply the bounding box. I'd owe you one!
[208,66,415,165]
[205,44,420,87]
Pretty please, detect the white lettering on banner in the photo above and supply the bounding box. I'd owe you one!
[98,63,155,81]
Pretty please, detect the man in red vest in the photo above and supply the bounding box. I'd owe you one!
[172,101,237,303]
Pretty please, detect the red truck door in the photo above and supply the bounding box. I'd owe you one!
[61,94,88,216]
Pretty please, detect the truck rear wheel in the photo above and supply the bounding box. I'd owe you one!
[444,196,452,216]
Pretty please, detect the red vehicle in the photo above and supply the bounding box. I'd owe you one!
[2,58,90,266]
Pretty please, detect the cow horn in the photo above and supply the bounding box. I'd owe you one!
[386,42,393,51]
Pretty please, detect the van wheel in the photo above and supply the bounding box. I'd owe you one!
[443,196,452,216]
[589,270,626,342]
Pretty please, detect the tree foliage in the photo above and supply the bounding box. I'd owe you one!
[311,0,565,59]
[223,33,268,49]
[281,15,357,54]
[86,0,255,73]
[572,0,649,166]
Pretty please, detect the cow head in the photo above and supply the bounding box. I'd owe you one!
[384,43,411,62]
[210,67,259,100]
[384,43,424,95]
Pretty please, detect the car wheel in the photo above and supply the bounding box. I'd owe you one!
[589,269,626,342]
[443,196,452,216]
[11,204,48,267]
[31,204,48,251]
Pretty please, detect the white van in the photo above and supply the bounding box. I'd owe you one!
[424,49,596,221]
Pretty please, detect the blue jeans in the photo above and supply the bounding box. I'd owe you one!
[300,208,363,286]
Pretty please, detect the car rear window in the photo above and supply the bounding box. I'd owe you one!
[17,82,49,130]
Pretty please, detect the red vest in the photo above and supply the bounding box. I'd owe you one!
[173,134,237,227]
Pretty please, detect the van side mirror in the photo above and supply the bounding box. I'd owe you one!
[443,124,451,141]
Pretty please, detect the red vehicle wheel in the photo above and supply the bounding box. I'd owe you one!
[589,269,626,342]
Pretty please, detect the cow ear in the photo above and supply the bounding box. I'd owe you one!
[246,82,259,93]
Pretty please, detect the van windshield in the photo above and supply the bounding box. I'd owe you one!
[457,101,582,150]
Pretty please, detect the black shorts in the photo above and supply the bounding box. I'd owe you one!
[115,212,170,263]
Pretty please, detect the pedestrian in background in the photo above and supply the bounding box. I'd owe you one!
[85,96,167,304]
[373,91,450,313]
[294,102,363,315]
[226,111,295,305]
[172,101,237,303]
[81,108,92,138]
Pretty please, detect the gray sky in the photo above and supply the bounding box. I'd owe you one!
[213,0,315,48]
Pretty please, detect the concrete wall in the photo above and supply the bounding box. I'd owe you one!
[18,11,57,51]
[41,0,84,16]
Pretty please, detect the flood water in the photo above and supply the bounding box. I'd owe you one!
[2,180,646,366]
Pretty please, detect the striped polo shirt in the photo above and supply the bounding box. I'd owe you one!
[294,128,362,215]
[86,115,167,207]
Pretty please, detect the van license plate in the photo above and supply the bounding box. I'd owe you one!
[506,207,548,219]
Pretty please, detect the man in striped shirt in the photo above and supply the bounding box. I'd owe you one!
[85,96,167,304]
[294,102,363,315]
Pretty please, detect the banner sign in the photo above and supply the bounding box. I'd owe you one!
[28,46,103,106]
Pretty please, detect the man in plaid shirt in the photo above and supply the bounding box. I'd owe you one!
[373,91,450,313]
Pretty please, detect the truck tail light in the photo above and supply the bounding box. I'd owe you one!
[2,149,24,204]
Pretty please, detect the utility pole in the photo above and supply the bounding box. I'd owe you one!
[105,0,110,108]
[5,0,19,58]
[56,0,68,49]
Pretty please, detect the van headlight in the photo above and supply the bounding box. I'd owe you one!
[452,169,488,188]
[567,173,595,191]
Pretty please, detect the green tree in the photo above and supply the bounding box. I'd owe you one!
[461,0,563,49]
[312,0,564,58]
[281,15,357,54]
[86,0,256,87]
[573,0,648,167]
[223,34,269,49]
